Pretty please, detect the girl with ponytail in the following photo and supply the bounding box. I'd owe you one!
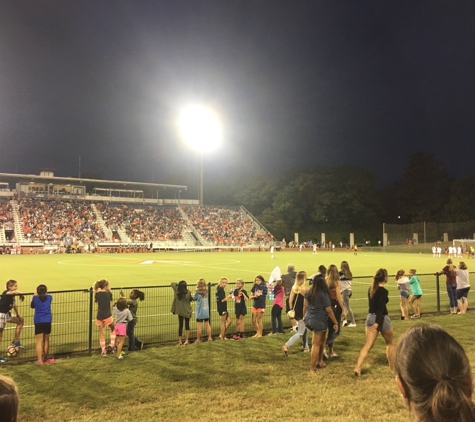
[395,324,475,422]
[354,268,395,376]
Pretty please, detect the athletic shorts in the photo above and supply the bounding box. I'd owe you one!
[35,322,52,335]
[235,311,247,318]
[218,310,228,317]
[0,312,12,329]
[399,291,410,299]
[457,287,470,299]
[196,318,209,323]
[365,313,392,332]
[412,295,422,299]
[114,323,127,336]
[95,316,113,327]
[252,308,265,313]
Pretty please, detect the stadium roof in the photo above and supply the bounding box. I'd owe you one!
[0,173,187,190]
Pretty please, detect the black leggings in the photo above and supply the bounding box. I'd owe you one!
[178,315,190,336]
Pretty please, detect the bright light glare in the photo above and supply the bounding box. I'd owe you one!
[179,105,221,152]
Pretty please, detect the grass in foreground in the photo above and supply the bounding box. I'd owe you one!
[6,314,475,421]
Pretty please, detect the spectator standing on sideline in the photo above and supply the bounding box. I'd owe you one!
[282,264,297,332]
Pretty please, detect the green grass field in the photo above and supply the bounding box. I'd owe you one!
[1,250,474,421]
[2,248,452,291]
[0,249,462,361]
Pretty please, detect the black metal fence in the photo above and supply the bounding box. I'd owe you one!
[0,274,457,362]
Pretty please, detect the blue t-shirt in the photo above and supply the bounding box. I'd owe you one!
[30,295,53,324]
[251,284,267,309]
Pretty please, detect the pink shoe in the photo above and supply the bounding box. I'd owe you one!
[36,360,44,365]
[46,358,55,363]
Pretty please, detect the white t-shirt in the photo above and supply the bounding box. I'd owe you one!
[456,269,470,289]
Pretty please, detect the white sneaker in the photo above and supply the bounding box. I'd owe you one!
[342,319,348,327]
[348,323,357,327]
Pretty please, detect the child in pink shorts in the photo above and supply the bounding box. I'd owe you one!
[112,298,133,359]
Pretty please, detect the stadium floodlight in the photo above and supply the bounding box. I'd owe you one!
[179,105,221,206]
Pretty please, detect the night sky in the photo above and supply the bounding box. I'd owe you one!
[1,1,475,192]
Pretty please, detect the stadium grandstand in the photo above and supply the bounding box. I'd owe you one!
[0,171,274,253]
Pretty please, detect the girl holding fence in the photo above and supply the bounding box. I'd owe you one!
[395,269,410,320]
[123,289,144,350]
[216,277,233,340]
[193,279,212,342]
[438,259,458,314]
[30,284,54,364]
[232,278,248,340]
[456,262,470,314]
[112,297,133,359]
[0,280,25,362]
[171,281,192,345]
[94,279,116,356]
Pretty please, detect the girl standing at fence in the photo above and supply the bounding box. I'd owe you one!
[193,279,212,342]
[94,279,116,356]
[408,269,423,318]
[171,281,192,345]
[112,297,133,359]
[216,277,233,340]
[0,280,25,362]
[250,275,268,338]
[270,278,285,334]
[122,289,144,351]
[395,269,410,320]
[354,268,395,376]
[30,284,54,364]
[232,278,248,340]
[282,271,309,356]
[456,262,470,314]
[438,259,458,314]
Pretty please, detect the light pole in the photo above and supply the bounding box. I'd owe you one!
[179,105,221,206]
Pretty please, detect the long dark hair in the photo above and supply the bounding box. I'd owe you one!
[131,289,145,301]
[306,274,330,304]
[177,281,188,300]
[369,268,387,298]
[395,324,475,422]
[37,284,47,302]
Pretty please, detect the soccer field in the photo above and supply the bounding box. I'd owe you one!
[2,249,451,291]
[0,249,459,361]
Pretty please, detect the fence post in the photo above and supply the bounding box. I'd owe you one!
[88,287,93,354]
[435,273,440,314]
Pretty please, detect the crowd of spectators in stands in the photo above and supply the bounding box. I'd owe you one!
[183,206,273,245]
[19,199,106,244]
[0,200,14,229]
[97,204,185,241]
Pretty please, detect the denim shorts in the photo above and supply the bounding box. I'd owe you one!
[304,318,327,333]
[399,290,410,299]
[457,287,470,299]
[365,313,392,332]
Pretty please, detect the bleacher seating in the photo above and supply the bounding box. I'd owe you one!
[183,206,272,245]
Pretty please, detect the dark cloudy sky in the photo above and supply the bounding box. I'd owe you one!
[1,1,475,193]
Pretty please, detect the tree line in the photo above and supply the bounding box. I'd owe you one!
[205,153,475,243]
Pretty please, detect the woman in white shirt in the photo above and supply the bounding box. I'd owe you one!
[456,261,470,314]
